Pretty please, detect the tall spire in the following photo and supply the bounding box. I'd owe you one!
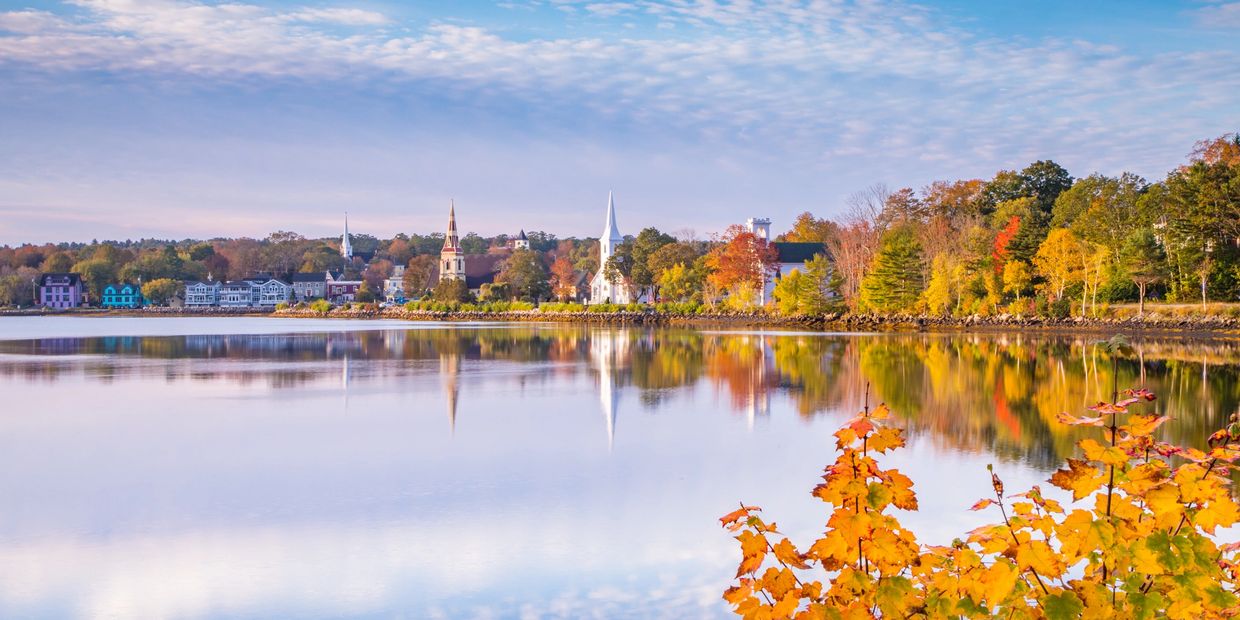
[443,200,460,252]
[602,190,622,241]
[341,212,353,259]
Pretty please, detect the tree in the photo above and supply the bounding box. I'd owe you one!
[362,259,393,290]
[705,224,779,306]
[657,262,704,303]
[497,248,550,301]
[403,255,437,299]
[549,256,577,301]
[628,227,676,299]
[647,242,702,298]
[772,255,835,315]
[1001,260,1031,304]
[1018,159,1073,215]
[1033,229,1084,303]
[477,282,511,302]
[141,278,181,306]
[826,187,888,308]
[40,252,74,273]
[922,254,957,316]
[1189,132,1240,166]
[432,278,471,303]
[779,212,837,244]
[1120,228,1167,316]
[71,258,117,301]
[857,226,924,313]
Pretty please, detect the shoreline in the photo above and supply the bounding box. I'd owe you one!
[7,306,1238,338]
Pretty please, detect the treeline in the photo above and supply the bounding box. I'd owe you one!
[791,133,1240,317]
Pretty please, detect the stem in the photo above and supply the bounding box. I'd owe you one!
[996,485,1049,595]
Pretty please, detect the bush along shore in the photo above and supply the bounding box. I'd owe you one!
[264,301,1240,335]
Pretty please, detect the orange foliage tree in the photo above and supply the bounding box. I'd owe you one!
[706,224,779,302]
[722,338,1240,619]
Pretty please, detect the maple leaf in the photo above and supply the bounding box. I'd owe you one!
[1056,411,1106,426]
[773,538,810,570]
[1049,458,1105,500]
[847,416,875,436]
[870,403,891,420]
[1041,591,1084,620]
[866,427,903,453]
[1079,438,1128,466]
[722,506,761,529]
[1123,414,1170,438]
[970,499,994,511]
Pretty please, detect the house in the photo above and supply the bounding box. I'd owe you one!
[38,273,85,308]
[184,280,222,307]
[745,218,835,305]
[291,271,341,301]
[325,280,362,303]
[219,280,260,307]
[256,279,293,306]
[384,265,406,303]
[589,192,633,304]
[101,283,143,309]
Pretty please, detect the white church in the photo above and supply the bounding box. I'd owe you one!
[589,191,633,305]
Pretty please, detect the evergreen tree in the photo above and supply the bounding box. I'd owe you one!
[857,226,924,313]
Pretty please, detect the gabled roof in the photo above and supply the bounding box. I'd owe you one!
[773,242,830,264]
[291,272,328,283]
[184,280,221,287]
[38,273,81,286]
[517,230,529,241]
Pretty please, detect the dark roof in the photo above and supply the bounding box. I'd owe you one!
[39,273,81,286]
[517,230,528,240]
[773,242,830,264]
[292,272,328,282]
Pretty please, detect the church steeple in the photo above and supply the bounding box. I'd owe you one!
[341,212,353,259]
[440,200,465,281]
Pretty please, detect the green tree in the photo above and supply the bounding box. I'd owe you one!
[1120,228,1167,315]
[140,278,181,306]
[773,255,836,315]
[656,262,703,302]
[628,227,676,298]
[432,278,471,303]
[40,252,74,273]
[71,258,117,301]
[857,226,924,313]
[497,248,550,301]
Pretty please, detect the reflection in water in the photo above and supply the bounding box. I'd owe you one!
[3,323,1240,618]
[4,328,1239,469]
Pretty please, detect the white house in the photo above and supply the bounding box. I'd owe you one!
[589,191,632,305]
[184,280,222,307]
[745,217,835,306]
[384,265,406,303]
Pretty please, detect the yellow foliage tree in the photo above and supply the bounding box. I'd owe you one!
[1033,229,1085,303]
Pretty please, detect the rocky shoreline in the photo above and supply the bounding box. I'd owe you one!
[5,306,1240,337]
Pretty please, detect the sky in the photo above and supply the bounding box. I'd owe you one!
[0,0,1237,245]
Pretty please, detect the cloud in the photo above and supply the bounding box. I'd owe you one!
[1193,1,1240,28]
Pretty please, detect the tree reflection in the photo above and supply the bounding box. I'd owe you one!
[2,328,1239,469]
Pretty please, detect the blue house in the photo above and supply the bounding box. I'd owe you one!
[101,283,143,309]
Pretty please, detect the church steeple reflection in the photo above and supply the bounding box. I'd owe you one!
[591,329,628,451]
[441,350,461,435]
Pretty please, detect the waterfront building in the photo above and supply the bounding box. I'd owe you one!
[589,191,632,305]
[219,280,259,307]
[745,217,835,306]
[256,278,293,306]
[325,280,362,303]
[184,280,221,307]
[101,283,143,309]
[291,271,341,301]
[38,273,85,309]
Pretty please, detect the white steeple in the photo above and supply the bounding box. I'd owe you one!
[341,212,353,260]
[600,191,623,261]
[589,191,633,305]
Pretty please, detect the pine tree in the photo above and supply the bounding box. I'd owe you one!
[857,226,924,313]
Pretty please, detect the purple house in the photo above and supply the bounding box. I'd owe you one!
[39,273,86,309]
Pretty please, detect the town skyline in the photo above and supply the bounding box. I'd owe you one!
[3,0,1238,244]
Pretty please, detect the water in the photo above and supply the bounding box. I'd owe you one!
[0,317,1238,618]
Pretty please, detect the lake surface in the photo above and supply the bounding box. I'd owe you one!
[1,317,1238,619]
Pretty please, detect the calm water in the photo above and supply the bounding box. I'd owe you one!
[1,317,1239,619]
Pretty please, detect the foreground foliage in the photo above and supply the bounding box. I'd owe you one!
[722,353,1240,618]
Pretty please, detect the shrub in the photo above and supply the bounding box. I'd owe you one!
[310,299,332,315]
[275,302,289,311]
[722,337,1240,618]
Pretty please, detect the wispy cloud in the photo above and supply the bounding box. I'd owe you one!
[1193,1,1240,28]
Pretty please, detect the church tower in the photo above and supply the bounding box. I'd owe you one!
[440,200,466,281]
[589,191,632,304]
[340,212,353,260]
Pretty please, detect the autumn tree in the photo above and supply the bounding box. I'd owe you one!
[549,255,577,301]
[1033,228,1084,303]
[141,278,181,306]
[705,225,779,307]
[431,277,471,303]
[826,187,888,308]
[779,212,837,244]
[402,255,437,299]
[773,255,835,315]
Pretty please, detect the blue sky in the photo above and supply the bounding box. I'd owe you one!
[0,0,1237,244]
